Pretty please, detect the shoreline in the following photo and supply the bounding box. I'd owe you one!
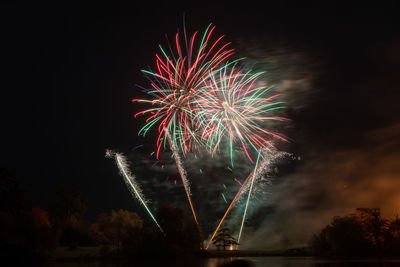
[53,246,400,262]
[53,246,312,261]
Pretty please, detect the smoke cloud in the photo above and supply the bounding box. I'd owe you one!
[242,122,400,248]
[236,38,400,249]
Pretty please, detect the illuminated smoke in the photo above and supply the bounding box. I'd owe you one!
[206,149,293,249]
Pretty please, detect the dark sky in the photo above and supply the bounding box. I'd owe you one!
[2,2,400,239]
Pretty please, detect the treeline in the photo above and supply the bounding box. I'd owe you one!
[0,168,200,262]
[312,208,400,257]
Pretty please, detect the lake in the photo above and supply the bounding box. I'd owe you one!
[46,257,400,267]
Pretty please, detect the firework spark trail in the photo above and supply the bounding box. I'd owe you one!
[221,193,228,204]
[205,150,291,249]
[131,21,290,249]
[236,150,292,246]
[237,152,261,246]
[205,171,254,250]
[194,62,288,165]
[235,151,291,203]
[133,23,235,158]
[133,24,235,244]
[105,150,164,233]
[165,128,199,227]
[197,62,288,249]
[233,177,242,186]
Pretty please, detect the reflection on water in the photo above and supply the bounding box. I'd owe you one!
[47,257,400,267]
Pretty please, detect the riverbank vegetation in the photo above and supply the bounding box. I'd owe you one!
[1,168,399,262]
[312,208,400,257]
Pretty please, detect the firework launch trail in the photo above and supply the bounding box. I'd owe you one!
[105,150,164,233]
[165,129,200,228]
[206,151,291,249]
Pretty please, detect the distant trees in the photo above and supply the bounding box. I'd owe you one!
[0,168,209,260]
[49,188,87,226]
[94,206,201,258]
[0,170,57,262]
[0,168,58,261]
[156,205,201,255]
[0,168,18,198]
[0,206,58,261]
[48,188,98,248]
[312,208,400,257]
[0,168,32,213]
[386,215,400,255]
[312,214,370,256]
[93,209,143,248]
[212,228,238,251]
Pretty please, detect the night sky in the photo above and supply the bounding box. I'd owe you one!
[2,2,400,247]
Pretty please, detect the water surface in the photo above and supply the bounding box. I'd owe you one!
[48,257,400,267]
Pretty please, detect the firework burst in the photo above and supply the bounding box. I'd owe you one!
[131,20,291,248]
[133,23,235,158]
[194,62,288,165]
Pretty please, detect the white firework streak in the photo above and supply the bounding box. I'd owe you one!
[237,151,262,245]
[164,128,200,227]
[237,150,292,245]
[115,153,147,203]
[236,150,292,203]
[206,150,291,249]
[105,149,164,233]
[164,129,191,191]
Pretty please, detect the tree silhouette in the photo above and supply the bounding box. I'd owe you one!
[156,205,201,254]
[355,208,388,252]
[0,170,57,261]
[212,228,238,251]
[93,209,143,248]
[0,168,33,213]
[0,168,18,197]
[312,208,400,257]
[49,188,87,226]
[48,189,89,249]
